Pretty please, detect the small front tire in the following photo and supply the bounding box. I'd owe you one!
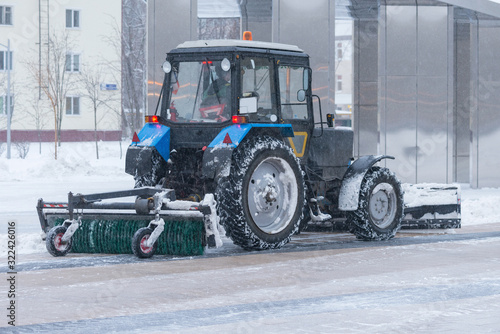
[132,227,157,258]
[46,225,72,257]
[347,167,404,240]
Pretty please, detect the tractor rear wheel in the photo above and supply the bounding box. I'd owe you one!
[347,167,403,240]
[216,136,305,250]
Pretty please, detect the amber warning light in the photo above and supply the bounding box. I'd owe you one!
[243,31,253,41]
[145,115,159,123]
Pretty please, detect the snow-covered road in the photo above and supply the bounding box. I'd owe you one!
[3,227,500,332]
[1,142,500,331]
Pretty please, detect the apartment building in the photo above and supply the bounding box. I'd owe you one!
[0,0,121,142]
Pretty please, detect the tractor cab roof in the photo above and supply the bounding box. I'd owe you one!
[170,39,308,59]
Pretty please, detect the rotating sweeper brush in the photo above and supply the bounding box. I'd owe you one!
[38,188,223,258]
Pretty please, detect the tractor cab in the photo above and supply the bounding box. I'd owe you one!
[155,40,314,152]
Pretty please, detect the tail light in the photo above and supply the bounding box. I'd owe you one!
[232,115,248,124]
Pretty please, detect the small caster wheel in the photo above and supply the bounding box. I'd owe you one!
[132,227,157,258]
[46,225,72,257]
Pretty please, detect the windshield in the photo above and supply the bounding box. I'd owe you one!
[162,60,232,123]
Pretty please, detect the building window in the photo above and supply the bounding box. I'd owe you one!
[337,75,343,92]
[337,42,343,60]
[65,53,80,72]
[66,9,80,28]
[0,6,12,25]
[0,51,13,71]
[66,96,80,115]
[0,95,13,115]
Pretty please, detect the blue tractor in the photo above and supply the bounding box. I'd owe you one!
[125,39,406,252]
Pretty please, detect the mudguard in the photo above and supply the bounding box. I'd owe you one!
[338,155,395,211]
[125,123,170,176]
[202,123,294,179]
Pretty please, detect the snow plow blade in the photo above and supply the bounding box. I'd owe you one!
[37,187,222,257]
[306,183,461,231]
[401,184,461,229]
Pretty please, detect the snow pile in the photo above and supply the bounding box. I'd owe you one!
[461,186,500,225]
[403,183,460,207]
[0,233,46,255]
[0,141,126,181]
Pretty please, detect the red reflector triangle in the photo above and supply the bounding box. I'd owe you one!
[132,132,140,143]
[223,133,232,144]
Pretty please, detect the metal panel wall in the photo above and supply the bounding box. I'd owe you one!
[454,22,471,183]
[272,0,335,117]
[380,5,452,184]
[381,6,418,182]
[147,0,197,114]
[353,19,379,158]
[476,23,500,187]
[416,6,451,183]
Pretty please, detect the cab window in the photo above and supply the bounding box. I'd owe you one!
[240,57,276,122]
[278,65,308,120]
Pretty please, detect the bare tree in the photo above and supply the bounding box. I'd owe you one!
[25,91,51,154]
[79,64,120,159]
[199,18,240,40]
[104,0,147,139]
[13,141,30,159]
[123,0,147,137]
[27,32,76,159]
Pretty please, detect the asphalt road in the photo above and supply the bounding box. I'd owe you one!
[2,223,500,333]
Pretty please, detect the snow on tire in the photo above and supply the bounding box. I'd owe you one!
[347,167,403,240]
[216,136,305,250]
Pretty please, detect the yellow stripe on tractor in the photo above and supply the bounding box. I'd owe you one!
[288,131,308,158]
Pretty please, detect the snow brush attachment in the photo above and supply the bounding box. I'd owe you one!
[38,188,223,258]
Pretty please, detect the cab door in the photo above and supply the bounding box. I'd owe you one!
[277,64,313,161]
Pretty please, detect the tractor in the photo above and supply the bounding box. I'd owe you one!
[125,38,404,252]
[40,38,459,258]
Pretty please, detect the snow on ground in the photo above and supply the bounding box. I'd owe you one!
[0,140,499,257]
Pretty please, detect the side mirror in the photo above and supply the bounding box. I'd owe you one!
[240,97,258,114]
[303,68,310,90]
[297,89,306,102]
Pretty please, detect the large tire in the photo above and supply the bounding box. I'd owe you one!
[216,136,305,250]
[46,225,72,257]
[347,167,403,240]
[132,227,157,258]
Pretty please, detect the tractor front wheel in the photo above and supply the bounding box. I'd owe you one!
[347,167,404,240]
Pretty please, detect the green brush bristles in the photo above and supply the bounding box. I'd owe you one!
[56,218,205,256]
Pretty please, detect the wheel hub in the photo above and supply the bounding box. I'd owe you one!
[247,158,297,234]
[253,173,282,214]
[54,233,68,251]
[370,191,388,220]
[369,183,397,229]
[140,235,153,253]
